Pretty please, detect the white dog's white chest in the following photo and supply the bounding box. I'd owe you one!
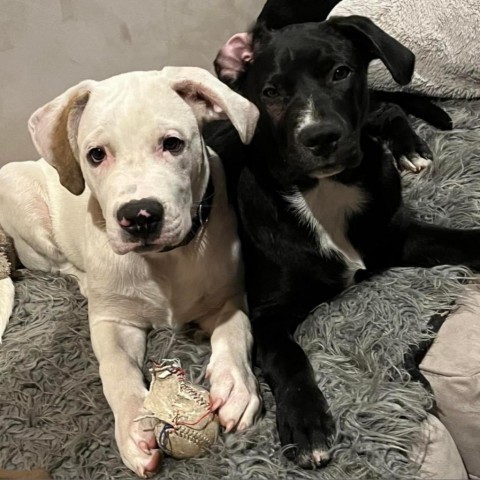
[144,236,241,327]
[286,179,366,267]
[85,243,218,328]
[129,254,210,326]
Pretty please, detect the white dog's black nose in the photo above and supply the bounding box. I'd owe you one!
[299,123,342,156]
[117,199,164,239]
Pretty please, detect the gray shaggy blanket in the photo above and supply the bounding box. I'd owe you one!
[1,99,480,479]
[330,0,480,98]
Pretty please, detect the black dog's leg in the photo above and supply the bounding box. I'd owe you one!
[232,167,340,469]
[399,221,480,270]
[365,102,434,173]
[254,317,334,468]
[367,216,480,274]
[372,91,453,131]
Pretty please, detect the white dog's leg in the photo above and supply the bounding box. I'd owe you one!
[89,319,161,478]
[199,297,262,432]
[0,164,63,270]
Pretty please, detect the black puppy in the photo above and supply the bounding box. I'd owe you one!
[217,0,452,173]
[206,16,480,469]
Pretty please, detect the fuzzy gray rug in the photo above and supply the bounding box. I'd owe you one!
[1,99,479,479]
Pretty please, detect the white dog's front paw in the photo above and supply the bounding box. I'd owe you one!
[207,356,262,432]
[115,399,163,478]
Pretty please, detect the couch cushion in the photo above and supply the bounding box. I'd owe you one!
[420,289,480,478]
[413,414,467,479]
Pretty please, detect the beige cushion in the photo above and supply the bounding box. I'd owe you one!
[420,289,480,478]
[413,414,467,479]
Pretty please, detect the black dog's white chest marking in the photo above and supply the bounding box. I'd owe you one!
[286,179,366,268]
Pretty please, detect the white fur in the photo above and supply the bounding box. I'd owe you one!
[295,97,317,135]
[0,69,261,478]
[285,178,366,276]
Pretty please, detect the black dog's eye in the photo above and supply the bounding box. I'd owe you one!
[333,66,351,81]
[163,137,184,154]
[262,86,279,99]
[87,147,106,165]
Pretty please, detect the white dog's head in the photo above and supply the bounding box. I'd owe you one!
[28,67,258,254]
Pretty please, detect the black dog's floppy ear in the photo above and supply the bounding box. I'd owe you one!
[329,15,415,85]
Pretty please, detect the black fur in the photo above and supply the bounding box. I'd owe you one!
[206,16,480,469]
[252,0,453,170]
[257,0,342,29]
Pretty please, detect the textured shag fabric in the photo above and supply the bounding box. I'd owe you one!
[1,100,480,479]
[0,229,15,280]
[330,0,480,98]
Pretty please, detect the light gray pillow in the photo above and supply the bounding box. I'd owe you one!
[330,0,480,98]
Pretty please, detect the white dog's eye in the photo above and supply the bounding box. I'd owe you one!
[87,147,107,165]
[163,137,184,154]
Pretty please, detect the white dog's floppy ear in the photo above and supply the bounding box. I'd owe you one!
[163,66,259,144]
[28,80,96,195]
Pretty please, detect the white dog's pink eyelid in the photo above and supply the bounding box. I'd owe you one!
[162,130,182,139]
[158,131,180,144]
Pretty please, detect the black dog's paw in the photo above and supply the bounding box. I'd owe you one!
[398,153,432,173]
[393,135,433,174]
[366,100,435,174]
[277,387,335,469]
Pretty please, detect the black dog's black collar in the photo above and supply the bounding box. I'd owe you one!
[162,177,214,252]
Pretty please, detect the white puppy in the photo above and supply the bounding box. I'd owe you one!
[0,67,261,477]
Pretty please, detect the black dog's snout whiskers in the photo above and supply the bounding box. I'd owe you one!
[117,198,164,239]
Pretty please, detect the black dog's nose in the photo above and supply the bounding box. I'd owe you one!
[299,124,342,156]
[117,199,164,239]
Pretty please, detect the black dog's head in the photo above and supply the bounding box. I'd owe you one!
[215,16,414,183]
